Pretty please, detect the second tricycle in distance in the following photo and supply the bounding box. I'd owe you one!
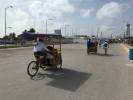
[87,38,98,55]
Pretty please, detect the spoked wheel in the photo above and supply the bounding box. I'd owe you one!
[27,61,39,78]
[56,62,62,69]
[56,57,62,69]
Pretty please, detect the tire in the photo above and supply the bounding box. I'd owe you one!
[56,56,62,69]
[95,51,97,54]
[87,49,90,55]
[27,61,39,77]
[95,48,97,54]
[105,48,107,55]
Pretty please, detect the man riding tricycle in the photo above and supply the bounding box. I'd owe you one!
[27,34,62,78]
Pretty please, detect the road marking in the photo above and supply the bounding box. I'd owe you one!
[125,63,133,67]
[6,54,11,56]
[121,44,128,53]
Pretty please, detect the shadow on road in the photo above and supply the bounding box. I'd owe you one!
[32,68,92,92]
[96,53,119,57]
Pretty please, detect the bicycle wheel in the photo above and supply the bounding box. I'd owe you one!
[56,56,62,69]
[27,61,39,77]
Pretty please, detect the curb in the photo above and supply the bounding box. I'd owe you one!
[121,44,133,53]
[121,44,129,53]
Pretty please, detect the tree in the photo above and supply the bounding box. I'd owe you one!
[9,33,16,40]
[28,28,36,33]
[3,33,17,41]
[3,35,10,40]
[24,29,28,33]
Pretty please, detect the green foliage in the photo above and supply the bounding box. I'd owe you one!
[28,28,36,33]
[3,32,17,41]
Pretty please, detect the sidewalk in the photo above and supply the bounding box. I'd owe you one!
[121,43,133,53]
[121,43,133,100]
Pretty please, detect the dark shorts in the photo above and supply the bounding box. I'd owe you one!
[34,51,46,60]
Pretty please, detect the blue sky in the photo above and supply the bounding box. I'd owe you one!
[0,0,133,38]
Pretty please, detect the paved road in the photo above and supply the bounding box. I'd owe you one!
[0,44,132,100]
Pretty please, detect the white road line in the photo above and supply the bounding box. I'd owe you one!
[125,64,133,67]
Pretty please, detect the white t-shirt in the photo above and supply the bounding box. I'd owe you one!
[102,42,109,49]
[33,42,49,52]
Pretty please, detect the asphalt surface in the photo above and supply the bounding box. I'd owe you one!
[0,44,132,100]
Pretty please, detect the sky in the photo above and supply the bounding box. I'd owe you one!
[0,0,133,38]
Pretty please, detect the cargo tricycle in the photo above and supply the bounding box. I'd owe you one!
[87,39,98,55]
[27,34,62,78]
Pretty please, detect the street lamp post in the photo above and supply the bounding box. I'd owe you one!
[101,32,103,38]
[71,27,73,36]
[96,27,100,39]
[46,20,47,34]
[5,5,13,47]
[5,8,6,41]
[110,33,114,39]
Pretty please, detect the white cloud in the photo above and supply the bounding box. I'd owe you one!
[100,25,110,32]
[9,9,29,21]
[28,0,75,20]
[80,8,94,18]
[27,0,75,33]
[97,2,123,20]
[0,0,75,37]
[7,9,32,35]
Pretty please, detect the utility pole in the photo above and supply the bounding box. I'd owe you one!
[101,32,103,38]
[5,5,13,47]
[5,7,7,42]
[97,27,100,39]
[46,20,47,34]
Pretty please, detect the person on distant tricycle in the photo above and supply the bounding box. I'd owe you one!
[87,38,98,48]
[87,38,93,49]
[87,38,98,54]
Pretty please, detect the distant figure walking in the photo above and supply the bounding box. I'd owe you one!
[102,40,109,55]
